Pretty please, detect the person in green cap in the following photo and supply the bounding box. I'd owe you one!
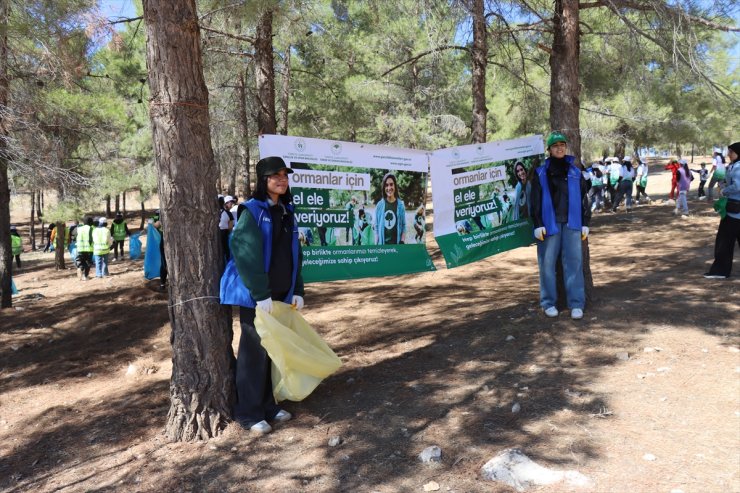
[529,131,591,320]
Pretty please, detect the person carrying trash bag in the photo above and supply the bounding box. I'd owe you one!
[220,156,308,435]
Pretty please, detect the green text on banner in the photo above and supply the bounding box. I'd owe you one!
[430,136,545,268]
[259,135,435,282]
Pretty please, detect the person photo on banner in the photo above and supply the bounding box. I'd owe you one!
[511,160,531,220]
[375,172,406,245]
[530,131,591,321]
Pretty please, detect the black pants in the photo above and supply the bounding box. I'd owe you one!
[112,239,125,258]
[75,252,93,277]
[13,255,21,268]
[707,215,740,277]
[697,180,706,198]
[159,237,167,286]
[220,229,231,263]
[234,307,280,426]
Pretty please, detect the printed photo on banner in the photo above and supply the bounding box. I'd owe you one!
[431,135,545,269]
[259,134,435,282]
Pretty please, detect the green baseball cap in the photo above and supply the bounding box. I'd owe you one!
[546,131,567,148]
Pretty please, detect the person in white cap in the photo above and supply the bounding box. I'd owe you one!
[611,156,635,213]
[219,195,236,262]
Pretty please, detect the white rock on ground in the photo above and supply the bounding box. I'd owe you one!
[481,448,591,492]
[419,445,442,463]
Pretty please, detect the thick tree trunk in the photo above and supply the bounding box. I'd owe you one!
[549,0,581,161]
[279,46,290,136]
[0,0,11,308]
[254,7,276,135]
[54,223,65,270]
[143,0,234,441]
[237,71,251,198]
[470,0,487,144]
[30,191,36,250]
[549,0,592,304]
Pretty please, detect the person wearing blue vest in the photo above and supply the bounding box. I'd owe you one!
[530,132,591,320]
[220,156,304,435]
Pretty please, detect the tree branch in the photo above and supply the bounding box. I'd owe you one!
[381,45,469,77]
[200,25,255,44]
[108,16,143,26]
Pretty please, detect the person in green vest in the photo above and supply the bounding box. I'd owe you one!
[110,212,130,262]
[75,216,95,280]
[92,217,113,278]
[10,225,22,269]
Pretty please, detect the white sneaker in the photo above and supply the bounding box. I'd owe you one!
[571,308,584,320]
[273,409,292,422]
[249,420,272,434]
[544,306,559,318]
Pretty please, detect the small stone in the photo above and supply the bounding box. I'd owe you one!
[637,374,646,379]
[419,445,442,463]
[328,436,342,447]
[656,367,670,373]
[660,397,668,402]
[346,377,355,384]
[670,489,685,493]
[643,453,656,461]
[423,481,440,491]
[643,347,655,353]
[86,373,93,378]
[231,447,237,452]
[506,335,515,341]
[125,364,138,376]
[702,348,709,353]
[209,445,217,450]
[729,347,740,353]
[15,307,25,312]
[511,403,521,413]
[616,351,630,361]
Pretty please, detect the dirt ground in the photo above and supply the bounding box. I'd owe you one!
[1,158,738,493]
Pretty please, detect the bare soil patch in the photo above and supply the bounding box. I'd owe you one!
[1,160,738,493]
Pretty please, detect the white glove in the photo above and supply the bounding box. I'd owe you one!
[291,295,304,310]
[581,226,589,240]
[256,298,273,314]
[533,227,546,241]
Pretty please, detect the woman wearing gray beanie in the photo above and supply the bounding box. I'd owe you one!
[704,142,740,279]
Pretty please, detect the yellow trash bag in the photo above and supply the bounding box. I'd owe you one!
[254,301,342,402]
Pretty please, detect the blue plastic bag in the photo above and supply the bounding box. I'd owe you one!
[11,278,18,295]
[129,232,142,260]
[144,224,162,280]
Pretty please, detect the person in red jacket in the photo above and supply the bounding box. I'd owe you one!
[665,159,680,200]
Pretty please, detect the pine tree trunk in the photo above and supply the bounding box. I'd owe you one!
[123,191,126,216]
[115,194,120,214]
[470,0,487,144]
[30,190,36,250]
[105,195,111,217]
[549,0,581,160]
[549,0,593,305]
[38,190,44,250]
[237,71,251,198]
[140,201,145,229]
[0,0,11,309]
[54,223,65,270]
[279,46,290,136]
[143,0,234,441]
[255,7,276,135]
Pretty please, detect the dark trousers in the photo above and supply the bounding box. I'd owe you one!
[112,239,125,258]
[159,237,167,285]
[14,255,21,268]
[75,252,93,277]
[234,307,280,426]
[697,180,706,198]
[707,215,740,277]
[220,229,231,263]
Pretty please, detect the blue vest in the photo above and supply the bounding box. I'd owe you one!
[219,199,300,308]
[535,155,582,237]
